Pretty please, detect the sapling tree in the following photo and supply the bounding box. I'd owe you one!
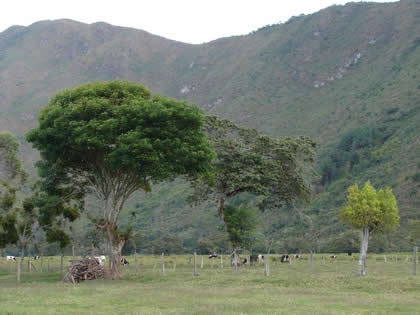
[223,203,258,266]
[27,80,214,279]
[190,116,315,218]
[341,181,399,276]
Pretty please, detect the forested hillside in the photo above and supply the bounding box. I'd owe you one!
[0,0,419,253]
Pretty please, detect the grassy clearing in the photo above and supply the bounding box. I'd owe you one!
[0,254,419,314]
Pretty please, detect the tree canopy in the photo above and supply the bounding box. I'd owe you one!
[26,80,214,278]
[0,132,25,182]
[341,181,399,234]
[190,115,315,217]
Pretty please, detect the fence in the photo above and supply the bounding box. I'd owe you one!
[1,251,418,282]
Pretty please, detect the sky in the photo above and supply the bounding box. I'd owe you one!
[0,0,397,44]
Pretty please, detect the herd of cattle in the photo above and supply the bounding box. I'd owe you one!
[5,255,129,266]
[5,252,349,264]
[211,253,345,265]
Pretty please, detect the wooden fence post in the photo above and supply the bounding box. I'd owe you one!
[310,250,314,274]
[193,252,198,276]
[264,254,270,276]
[161,252,166,276]
[414,246,417,276]
[135,250,139,276]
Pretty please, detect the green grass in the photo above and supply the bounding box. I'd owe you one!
[0,254,419,314]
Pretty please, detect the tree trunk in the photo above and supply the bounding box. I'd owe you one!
[217,195,225,218]
[60,254,64,274]
[359,227,369,276]
[104,224,125,279]
[232,249,240,271]
[17,247,24,283]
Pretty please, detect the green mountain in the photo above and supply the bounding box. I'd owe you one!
[0,0,419,253]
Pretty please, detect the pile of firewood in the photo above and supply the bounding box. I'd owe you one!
[63,258,105,283]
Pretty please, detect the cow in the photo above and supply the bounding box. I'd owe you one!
[33,256,41,260]
[121,257,129,265]
[347,251,352,256]
[257,254,264,264]
[294,254,301,259]
[208,253,218,259]
[281,254,290,263]
[6,256,16,261]
[94,255,106,266]
[330,255,337,259]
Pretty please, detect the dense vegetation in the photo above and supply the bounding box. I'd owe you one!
[0,0,419,254]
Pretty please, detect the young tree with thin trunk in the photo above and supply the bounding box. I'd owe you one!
[341,181,399,276]
[223,203,257,266]
[27,81,214,279]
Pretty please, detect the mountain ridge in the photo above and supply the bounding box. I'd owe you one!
[0,0,419,252]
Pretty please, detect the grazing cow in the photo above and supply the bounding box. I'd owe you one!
[33,256,41,260]
[6,256,16,261]
[121,257,129,265]
[281,254,290,263]
[295,254,301,259]
[249,255,259,264]
[208,253,218,259]
[330,255,337,259]
[94,255,106,266]
[347,251,352,256]
[257,254,264,264]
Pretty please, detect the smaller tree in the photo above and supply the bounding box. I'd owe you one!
[223,203,258,265]
[341,181,399,276]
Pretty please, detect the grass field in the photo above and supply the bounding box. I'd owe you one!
[0,254,419,315]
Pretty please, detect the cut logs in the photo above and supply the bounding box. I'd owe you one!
[64,258,105,283]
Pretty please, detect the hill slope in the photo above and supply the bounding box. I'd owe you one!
[0,0,419,252]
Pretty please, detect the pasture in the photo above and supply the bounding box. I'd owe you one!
[0,253,419,315]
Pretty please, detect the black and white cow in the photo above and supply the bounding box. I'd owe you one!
[121,257,129,265]
[94,255,106,266]
[330,255,337,259]
[208,253,218,259]
[294,254,301,259]
[281,254,290,263]
[6,256,16,261]
[33,256,41,260]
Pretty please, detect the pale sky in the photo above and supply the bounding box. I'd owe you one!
[1,0,398,44]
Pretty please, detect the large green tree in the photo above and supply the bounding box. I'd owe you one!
[0,132,38,282]
[341,181,399,276]
[190,116,315,218]
[26,80,214,278]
